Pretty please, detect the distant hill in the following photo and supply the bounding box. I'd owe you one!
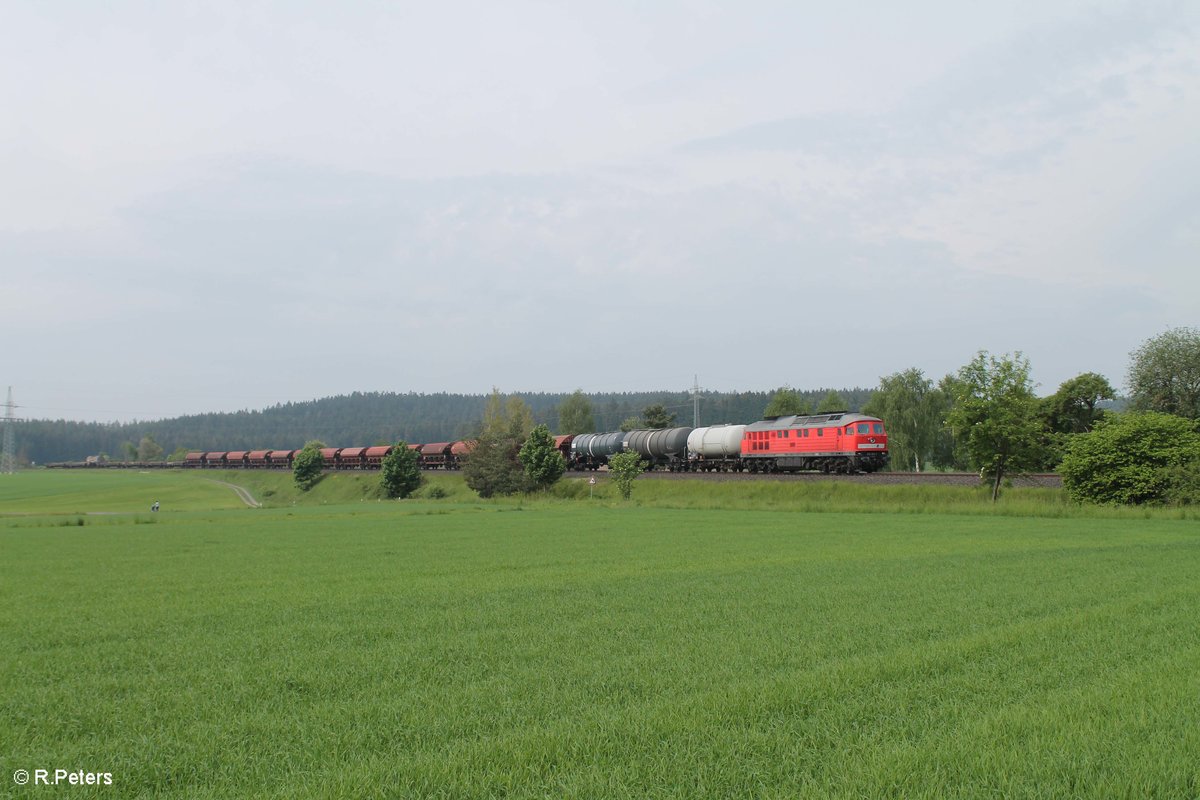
[17,387,875,464]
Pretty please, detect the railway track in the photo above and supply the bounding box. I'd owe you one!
[579,470,1064,488]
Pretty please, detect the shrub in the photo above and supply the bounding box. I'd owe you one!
[1163,460,1200,506]
[464,434,530,498]
[519,425,566,490]
[381,441,422,499]
[1059,412,1200,505]
[608,452,646,500]
[292,441,326,492]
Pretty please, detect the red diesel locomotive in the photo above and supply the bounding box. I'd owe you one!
[740,412,888,473]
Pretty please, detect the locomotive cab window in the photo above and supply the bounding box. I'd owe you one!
[873,423,885,434]
[857,423,869,434]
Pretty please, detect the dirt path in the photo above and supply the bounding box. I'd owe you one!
[207,479,262,508]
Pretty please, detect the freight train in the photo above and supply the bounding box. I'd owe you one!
[73,411,887,474]
[569,412,887,474]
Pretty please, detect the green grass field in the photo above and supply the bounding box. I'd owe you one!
[2,470,1198,798]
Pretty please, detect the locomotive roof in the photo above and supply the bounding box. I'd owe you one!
[746,412,880,430]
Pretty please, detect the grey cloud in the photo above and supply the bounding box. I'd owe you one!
[677,1,1193,165]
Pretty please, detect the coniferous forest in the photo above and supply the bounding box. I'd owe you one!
[14,388,874,464]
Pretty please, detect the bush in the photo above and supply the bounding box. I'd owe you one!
[464,434,530,498]
[519,424,566,490]
[381,441,422,499]
[1059,412,1200,505]
[608,452,646,500]
[292,441,326,492]
[1163,461,1200,506]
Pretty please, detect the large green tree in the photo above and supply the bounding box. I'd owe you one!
[1036,372,1116,469]
[380,441,422,499]
[816,390,846,413]
[557,390,596,435]
[642,404,676,429]
[1060,412,1200,505]
[763,387,810,418]
[933,374,968,470]
[1041,372,1115,434]
[464,390,536,498]
[292,440,325,491]
[863,368,948,472]
[1128,327,1200,419]
[518,424,566,490]
[137,435,164,462]
[945,352,1043,502]
[481,388,534,442]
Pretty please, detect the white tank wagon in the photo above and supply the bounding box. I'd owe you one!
[686,424,748,471]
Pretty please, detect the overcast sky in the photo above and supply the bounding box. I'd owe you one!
[4,1,1197,423]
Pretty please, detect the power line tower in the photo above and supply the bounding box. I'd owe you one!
[1,386,21,474]
[689,375,706,428]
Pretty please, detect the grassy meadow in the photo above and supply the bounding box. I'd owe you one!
[2,469,1198,798]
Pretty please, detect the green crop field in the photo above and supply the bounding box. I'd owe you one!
[2,470,1198,798]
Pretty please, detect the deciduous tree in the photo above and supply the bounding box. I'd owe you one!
[945,352,1043,501]
[1035,372,1116,469]
[816,390,846,413]
[642,404,676,429]
[607,451,646,500]
[557,390,596,435]
[1060,412,1200,505]
[1041,372,1115,434]
[1128,327,1200,419]
[933,374,968,470]
[482,388,534,442]
[380,441,422,499]
[863,368,948,472]
[464,389,536,498]
[519,424,566,490]
[292,440,325,491]
[763,387,810,418]
[463,435,530,498]
[137,435,164,462]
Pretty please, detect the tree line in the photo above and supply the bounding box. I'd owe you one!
[14,388,874,464]
[855,328,1199,505]
[462,327,1200,506]
[16,327,1200,506]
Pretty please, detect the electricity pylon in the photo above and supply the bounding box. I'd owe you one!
[1,387,20,474]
